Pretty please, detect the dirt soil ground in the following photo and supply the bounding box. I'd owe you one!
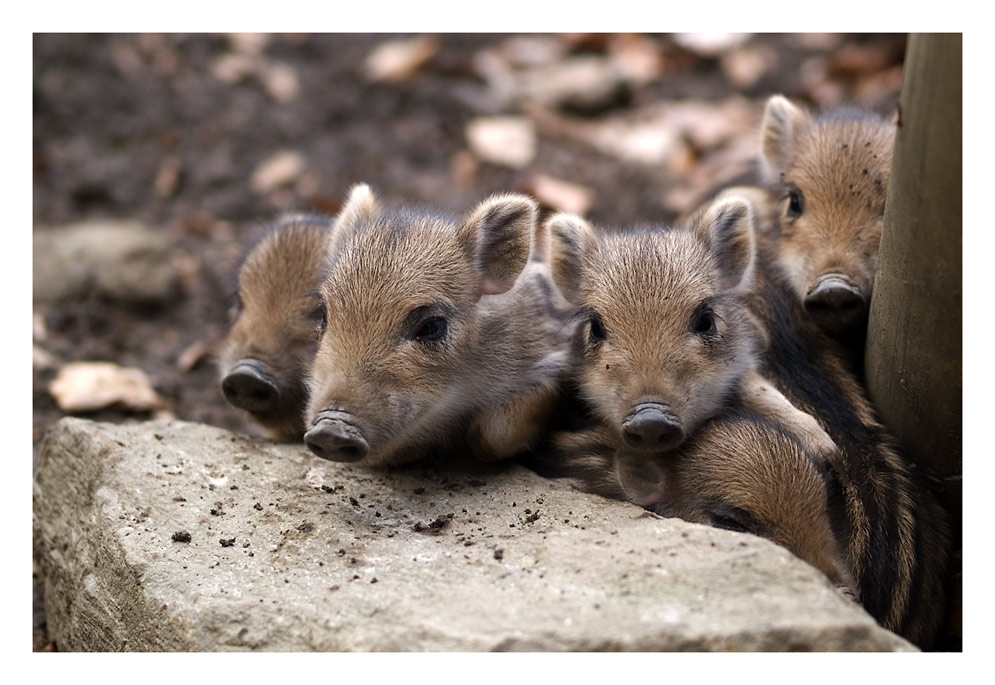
[33,33,929,651]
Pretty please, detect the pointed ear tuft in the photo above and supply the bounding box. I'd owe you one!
[759,95,809,181]
[545,212,596,304]
[328,183,379,256]
[335,183,379,232]
[463,193,538,295]
[694,195,757,293]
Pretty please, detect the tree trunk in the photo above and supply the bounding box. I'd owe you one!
[864,33,962,646]
[865,33,962,516]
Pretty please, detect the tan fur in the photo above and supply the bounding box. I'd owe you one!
[737,370,837,459]
[841,482,868,592]
[469,383,559,462]
[218,215,331,439]
[759,95,895,342]
[304,185,573,466]
[546,196,761,450]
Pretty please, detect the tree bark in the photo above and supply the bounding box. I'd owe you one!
[865,33,961,524]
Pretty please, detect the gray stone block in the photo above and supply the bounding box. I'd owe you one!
[33,221,179,305]
[32,417,914,651]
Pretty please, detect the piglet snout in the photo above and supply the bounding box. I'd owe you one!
[304,410,370,462]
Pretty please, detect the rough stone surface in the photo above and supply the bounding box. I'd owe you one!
[33,221,179,305]
[32,418,915,652]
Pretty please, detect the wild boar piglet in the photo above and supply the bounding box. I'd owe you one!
[304,184,572,467]
[759,94,895,344]
[219,214,331,439]
[546,194,833,500]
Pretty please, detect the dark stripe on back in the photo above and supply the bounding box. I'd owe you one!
[754,257,903,624]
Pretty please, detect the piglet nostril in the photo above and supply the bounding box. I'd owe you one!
[621,403,684,451]
[222,360,280,413]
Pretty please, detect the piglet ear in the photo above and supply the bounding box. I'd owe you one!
[462,193,537,295]
[759,95,809,182]
[330,183,379,246]
[690,195,756,293]
[545,212,596,304]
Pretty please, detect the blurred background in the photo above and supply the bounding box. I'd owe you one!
[31,33,908,650]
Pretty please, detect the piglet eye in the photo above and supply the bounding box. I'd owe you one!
[708,512,751,534]
[414,316,448,343]
[787,188,804,218]
[310,298,327,334]
[588,314,607,344]
[227,291,243,323]
[692,307,717,336]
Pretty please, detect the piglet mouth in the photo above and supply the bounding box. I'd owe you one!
[621,402,684,452]
[304,410,370,463]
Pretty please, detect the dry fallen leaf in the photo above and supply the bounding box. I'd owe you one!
[525,174,595,216]
[721,45,776,90]
[250,150,307,195]
[465,116,536,169]
[525,99,752,168]
[525,56,628,113]
[227,33,270,56]
[584,118,678,166]
[480,52,628,114]
[49,361,165,413]
[33,344,58,371]
[673,33,751,57]
[259,61,300,103]
[33,312,47,343]
[210,52,256,84]
[608,34,665,86]
[364,35,439,83]
[497,35,566,68]
[176,339,217,373]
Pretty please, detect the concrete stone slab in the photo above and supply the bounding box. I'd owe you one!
[32,417,914,651]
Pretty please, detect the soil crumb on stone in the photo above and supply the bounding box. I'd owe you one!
[413,515,452,534]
